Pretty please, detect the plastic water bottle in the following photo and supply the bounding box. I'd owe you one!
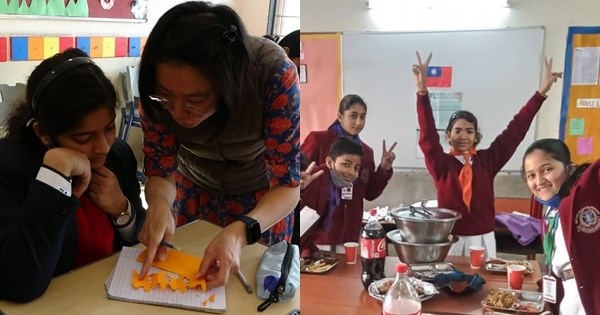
[382,263,422,315]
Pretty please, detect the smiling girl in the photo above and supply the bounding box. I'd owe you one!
[413,52,562,258]
[522,139,600,315]
[0,48,145,302]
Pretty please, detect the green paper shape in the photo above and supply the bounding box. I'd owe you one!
[0,0,20,14]
[46,0,67,16]
[569,118,585,136]
[17,0,47,15]
[65,0,88,17]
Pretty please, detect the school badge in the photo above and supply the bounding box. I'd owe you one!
[575,206,600,233]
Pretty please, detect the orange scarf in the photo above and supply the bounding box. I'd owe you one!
[450,147,477,211]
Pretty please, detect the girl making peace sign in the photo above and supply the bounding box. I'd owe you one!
[413,52,562,258]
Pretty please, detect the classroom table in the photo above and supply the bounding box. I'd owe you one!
[301,255,541,315]
[0,220,299,315]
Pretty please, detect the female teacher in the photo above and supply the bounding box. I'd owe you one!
[137,1,300,289]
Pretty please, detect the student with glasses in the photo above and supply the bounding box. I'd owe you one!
[137,1,300,289]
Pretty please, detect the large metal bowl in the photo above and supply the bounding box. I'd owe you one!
[390,205,462,244]
[387,230,459,264]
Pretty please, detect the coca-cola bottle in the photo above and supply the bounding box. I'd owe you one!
[382,263,422,315]
[360,208,386,290]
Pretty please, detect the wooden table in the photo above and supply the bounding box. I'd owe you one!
[301,255,541,315]
[0,220,299,315]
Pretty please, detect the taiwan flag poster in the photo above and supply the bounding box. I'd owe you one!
[426,66,452,88]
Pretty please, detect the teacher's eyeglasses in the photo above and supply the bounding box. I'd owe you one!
[149,94,215,116]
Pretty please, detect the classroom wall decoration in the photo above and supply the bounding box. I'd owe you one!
[341,27,544,170]
[0,0,148,21]
[4,36,147,61]
[560,26,600,164]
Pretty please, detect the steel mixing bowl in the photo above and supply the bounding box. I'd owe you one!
[390,205,462,244]
[387,230,459,263]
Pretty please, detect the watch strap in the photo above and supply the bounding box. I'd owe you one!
[237,214,261,245]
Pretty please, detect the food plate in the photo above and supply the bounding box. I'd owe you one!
[481,288,544,314]
[300,257,339,273]
[485,259,534,274]
[367,277,439,302]
[408,262,457,281]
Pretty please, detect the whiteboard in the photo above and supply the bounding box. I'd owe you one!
[342,27,544,171]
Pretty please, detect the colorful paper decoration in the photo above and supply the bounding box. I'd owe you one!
[0,37,7,62]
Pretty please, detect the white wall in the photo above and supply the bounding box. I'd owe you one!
[300,0,600,139]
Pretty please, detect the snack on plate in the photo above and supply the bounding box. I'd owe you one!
[485,289,517,309]
[306,259,330,272]
[377,279,394,295]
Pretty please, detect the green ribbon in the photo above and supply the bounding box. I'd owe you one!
[543,213,559,271]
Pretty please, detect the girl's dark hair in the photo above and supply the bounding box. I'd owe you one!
[338,94,367,114]
[4,48,117,144]
[328,137,364,160]
[445,110,482,146]
[521,138,591,197]
[138,1,252,138]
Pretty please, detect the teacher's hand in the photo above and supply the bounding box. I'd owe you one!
[138,201,175,278]
[196,222,245,289]
[413,51,432,93]
[380,139,397,171]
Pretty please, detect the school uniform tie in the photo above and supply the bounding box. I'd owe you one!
[450,148,477,211]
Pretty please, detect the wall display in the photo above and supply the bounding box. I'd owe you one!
[560,26,600,164]
[0,0,148,22]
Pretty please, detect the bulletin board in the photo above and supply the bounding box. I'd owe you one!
[0,0,148,22]
[560,26,600,164]
[342,27,544,171]
[299,33,342,142]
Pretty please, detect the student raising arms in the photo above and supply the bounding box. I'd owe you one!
[522,139,600,315]
[0,48,145,302]
[413,52,562,258]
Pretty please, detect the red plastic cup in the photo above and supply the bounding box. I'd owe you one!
[343,242,359,264]
[469,245,485,269]
[507,264,526,290]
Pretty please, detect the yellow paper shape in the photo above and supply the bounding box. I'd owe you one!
[137,249,202,280]
[208,293,215,302]
[102,37,115,58]
[157,271,167,289]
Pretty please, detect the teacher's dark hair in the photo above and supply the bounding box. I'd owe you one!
[3,48,117,145]
[138,0,253,137]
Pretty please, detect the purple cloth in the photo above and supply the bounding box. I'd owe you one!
[495,213,542,246]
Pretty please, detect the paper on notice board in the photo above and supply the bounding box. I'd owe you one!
[577,137,593,155]
[571,47,600,85]
[428,91,462,130]
[569,118,585,136]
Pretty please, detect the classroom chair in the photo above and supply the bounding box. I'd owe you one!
[0,83,26,132]
[117,65,142,142]
[117,66,145,183]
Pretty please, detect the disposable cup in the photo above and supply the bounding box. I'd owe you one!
[507,264,526,290]
[469,245,485,269]
[343,242,359,264]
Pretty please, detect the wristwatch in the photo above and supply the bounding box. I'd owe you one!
[112,201,134,228]
[237,214,261,245]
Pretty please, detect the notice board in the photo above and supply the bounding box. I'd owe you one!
[560,26,600,164]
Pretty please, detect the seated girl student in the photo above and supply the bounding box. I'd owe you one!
[301,94,396,251]
[413,52,562,258]
[0,48,146,302]
[522,139,600,315]
[300,137,364,256]
[136,1,300,288]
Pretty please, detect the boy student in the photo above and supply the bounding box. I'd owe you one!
[413,52,562,258]
[300,137,364,256]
